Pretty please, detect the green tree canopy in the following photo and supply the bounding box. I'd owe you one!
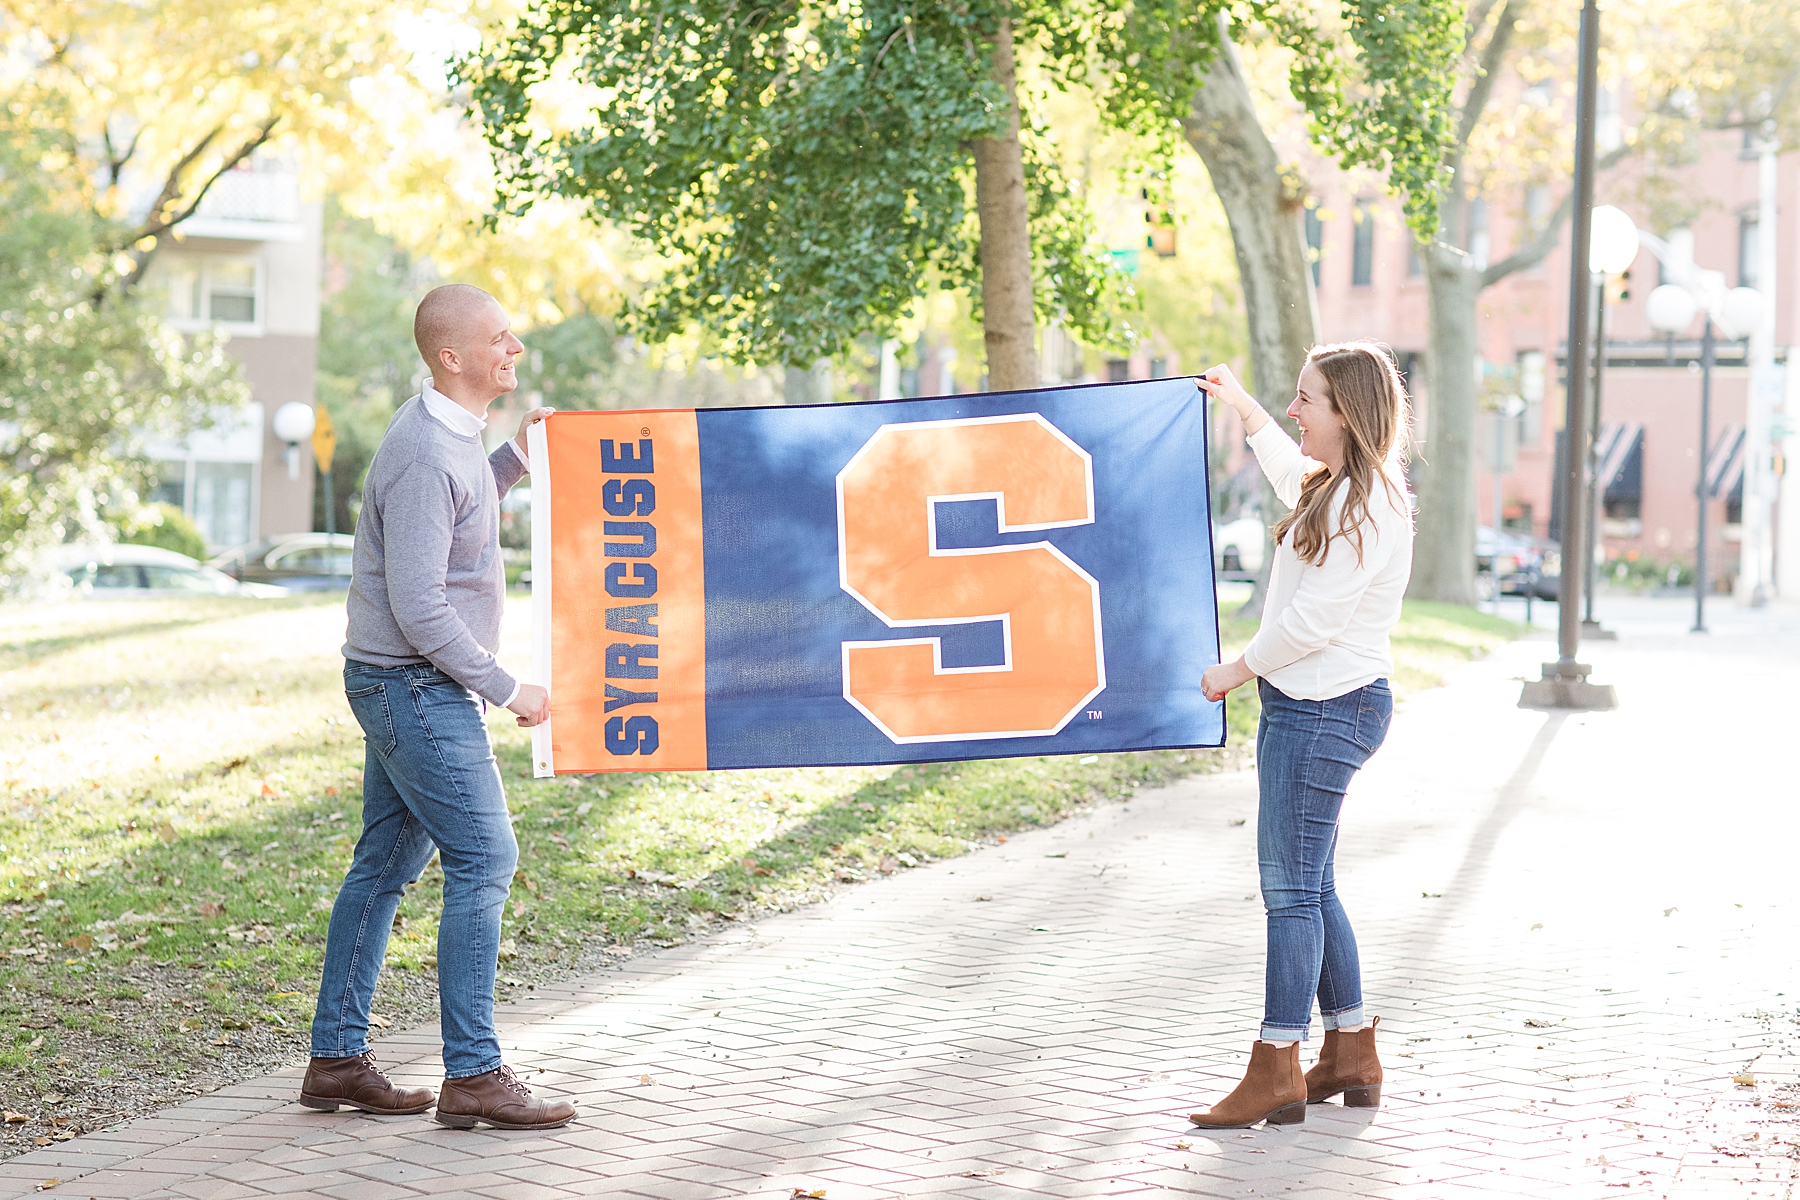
[0,106,247,589]
[462,0,1461,370]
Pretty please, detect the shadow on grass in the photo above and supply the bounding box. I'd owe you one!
[0,614,246,669]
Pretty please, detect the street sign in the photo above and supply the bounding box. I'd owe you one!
[311,406,337,473]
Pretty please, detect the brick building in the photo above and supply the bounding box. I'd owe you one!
[1300,128,1795,595]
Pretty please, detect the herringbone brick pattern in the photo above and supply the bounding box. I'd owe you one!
[6,597,1795,1200]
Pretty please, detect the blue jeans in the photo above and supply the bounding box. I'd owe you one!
[311,662,518,1078]
[1255,677,1392,1043]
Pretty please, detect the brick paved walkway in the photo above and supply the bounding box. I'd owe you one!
[8,597,1797,1200]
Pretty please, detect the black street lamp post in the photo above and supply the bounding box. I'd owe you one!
[1520,0,1618,710]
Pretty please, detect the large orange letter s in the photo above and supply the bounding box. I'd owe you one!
[837,414,1105,743]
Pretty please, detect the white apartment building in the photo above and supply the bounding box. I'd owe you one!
[142,159,322,552]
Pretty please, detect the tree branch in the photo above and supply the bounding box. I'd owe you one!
[1480,142,1632,288]
[127,124,225,245]
[100,115,284,302]
[1455,0,1517,152]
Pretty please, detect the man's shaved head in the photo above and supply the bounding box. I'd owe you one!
[414,284,501,369]
[413,283,524,408]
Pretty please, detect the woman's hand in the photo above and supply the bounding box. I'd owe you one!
[1197,364,1269,436]
[1201,656,1257,703]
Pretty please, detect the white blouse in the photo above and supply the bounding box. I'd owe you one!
[1240,423,1414,701]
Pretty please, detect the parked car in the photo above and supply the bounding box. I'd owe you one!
[1476,526,1559,601]
[56,545,288,598]
[1212,516,1266,577]
[210,533,355,592]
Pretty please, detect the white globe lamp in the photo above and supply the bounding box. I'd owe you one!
[1646,284,1698,335]
[272,402,317,481]
[1588,205,1639,275]
[1715,286,1765,342]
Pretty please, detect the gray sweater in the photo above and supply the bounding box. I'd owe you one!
[343,397,527,704]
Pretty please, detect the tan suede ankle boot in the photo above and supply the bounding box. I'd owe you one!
[1188,1041,1306,1129]
[1305,1015,1382,1106]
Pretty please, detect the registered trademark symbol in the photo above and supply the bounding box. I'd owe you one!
[641,426,651,437]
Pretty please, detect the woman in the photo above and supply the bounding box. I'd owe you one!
[1188,343,1415,1129]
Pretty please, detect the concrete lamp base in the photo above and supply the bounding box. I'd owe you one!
[1519,661,1619,711]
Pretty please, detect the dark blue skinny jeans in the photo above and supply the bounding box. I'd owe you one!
[1255,676,1393,1043]
[311,661,518,1078]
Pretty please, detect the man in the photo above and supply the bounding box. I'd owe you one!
[300,284,574,1131]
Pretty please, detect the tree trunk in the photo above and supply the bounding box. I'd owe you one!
[1413,249,1483,602]
[971,18,1039,392]
[1180,23,1317,612]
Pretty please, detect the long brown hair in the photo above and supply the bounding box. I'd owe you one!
[1270,341,1413,566]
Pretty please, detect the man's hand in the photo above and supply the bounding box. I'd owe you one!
[507,683,550,728]
[1201,656,1257,703]
[513,407,555,464]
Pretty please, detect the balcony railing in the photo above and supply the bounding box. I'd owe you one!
[179,168,303,242]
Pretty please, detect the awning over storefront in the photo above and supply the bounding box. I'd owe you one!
[1595,421,1642,503]
[1706,425,1746,502]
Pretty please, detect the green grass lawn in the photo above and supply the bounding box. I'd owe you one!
[0,592,1514,1141]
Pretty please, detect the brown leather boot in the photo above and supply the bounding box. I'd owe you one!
[1305,1015,1382,1106]
[435,1064,576,1130]
[1188,1041,1306,1129]
[299,1051,435,1115]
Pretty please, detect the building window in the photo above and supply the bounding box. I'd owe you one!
[1467,198,1490,271]
[1304,205,1323,286]
[192,462,255,549]
[1659,228,1692,287]
[1525,186,1552,234]
[1395,352,1421,398]
[1517,350,1546,445]
[1106,359,1131,383]
[155,254,263,331]
[1352,200,1375,287]
[1739,215,1760,289]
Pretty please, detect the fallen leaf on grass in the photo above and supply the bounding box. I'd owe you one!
[3,1110,26,1123]
[575,802,593,816]
[259,783,278,798]
[62,935,92,951]
[156,823,177,843]
[325,787,339,796]
[198,902,225,918]
[24,1036,42,1051]
[1734,1073,1757,1086]
[877,857,899,874]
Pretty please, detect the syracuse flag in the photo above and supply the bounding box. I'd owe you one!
[526,376,1224,776]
